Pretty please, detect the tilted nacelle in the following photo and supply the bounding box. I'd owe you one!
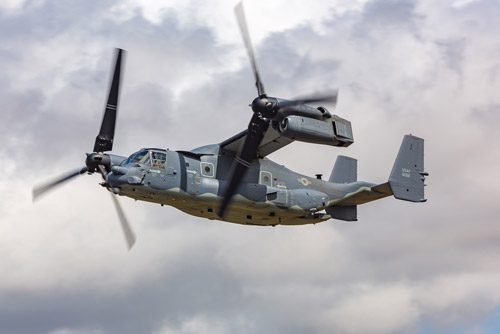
[277,113,354,147]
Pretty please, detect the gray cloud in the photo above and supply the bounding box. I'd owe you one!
[470,103,500,128]
[436,38,466,78]
[2,0,500,333]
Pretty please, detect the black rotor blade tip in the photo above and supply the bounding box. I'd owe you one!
[93,48,126,153]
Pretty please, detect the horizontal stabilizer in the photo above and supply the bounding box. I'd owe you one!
[323,183,392,221]
[389,135,427,202]
[328,183,392,207]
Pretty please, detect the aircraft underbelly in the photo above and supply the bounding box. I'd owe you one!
[117,185,329,226]
[168,195,323,226]
[172,201,327,226]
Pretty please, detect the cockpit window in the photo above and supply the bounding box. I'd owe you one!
[121,149,167,169]
[151,151,166,169]
[122,149,149,165]
[142,154,151,166]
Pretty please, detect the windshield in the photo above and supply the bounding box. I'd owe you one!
[121,149,167,169]
[122,149,149,165]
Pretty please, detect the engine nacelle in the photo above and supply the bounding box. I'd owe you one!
[278,115,353,147]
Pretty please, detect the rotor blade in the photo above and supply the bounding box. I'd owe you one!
[110,193,136,250]
[235,2,266,97]
[93,48,125,153]
[33,167,88,201]
[98,164,135,250]
[279,90,339,109]
[218,114,269,218]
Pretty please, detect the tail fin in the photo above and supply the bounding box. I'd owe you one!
[389,135,427,202]
[329,155,357,183]
[327,156,358,221]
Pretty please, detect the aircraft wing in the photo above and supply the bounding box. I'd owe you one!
[220,125,294,157]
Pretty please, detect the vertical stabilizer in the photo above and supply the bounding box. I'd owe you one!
[389,135,427,202]
[329,155,357,183]
[327,155,358,221]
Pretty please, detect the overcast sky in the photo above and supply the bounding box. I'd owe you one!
[1,0,500,333]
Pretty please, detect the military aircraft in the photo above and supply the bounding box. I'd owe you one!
[33,3,428,249]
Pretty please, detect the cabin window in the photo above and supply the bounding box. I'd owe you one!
[201,162,215,178]
[259,171,272,187]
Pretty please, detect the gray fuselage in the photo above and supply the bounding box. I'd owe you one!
[106,144,375,226]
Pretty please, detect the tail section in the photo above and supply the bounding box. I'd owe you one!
[389,135,427,202]
[323,135,427,222]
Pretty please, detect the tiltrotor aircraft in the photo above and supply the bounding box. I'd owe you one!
[34,3,428,249]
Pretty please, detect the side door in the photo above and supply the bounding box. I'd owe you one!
[260,170,288,207]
